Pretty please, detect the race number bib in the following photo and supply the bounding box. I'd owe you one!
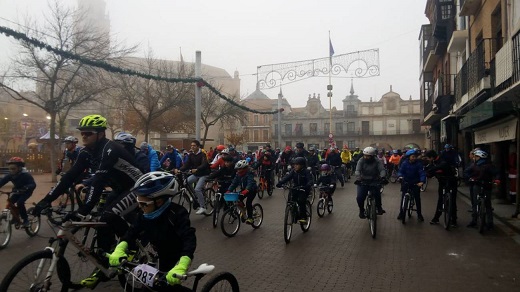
[132,264,159,287]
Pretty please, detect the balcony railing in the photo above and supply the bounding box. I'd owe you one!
[431,74,455,102]
[513,31,520,85]
[281,129,422,137]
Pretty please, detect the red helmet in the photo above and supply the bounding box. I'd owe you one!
[284,146,292,152]
[216,145,226,151]
[7,157,25,166]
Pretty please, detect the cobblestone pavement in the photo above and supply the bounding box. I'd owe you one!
[1,175,520,291]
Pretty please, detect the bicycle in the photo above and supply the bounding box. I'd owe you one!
[281,185,312,244]
[220,192,263,237]
[354,180,381,239]
[473,180,495,234]
[0,190,40,249]
[173,172,213,216]
[389,167,399,183]
[202,179,220,215]
[439,177,455,231]
[315,184,334,217]
[257,171,274,199]
[399,181,418,224]
[119,259,240,292]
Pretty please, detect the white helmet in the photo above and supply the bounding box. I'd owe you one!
[63,136,78,143]
[221,148,230,154]
[115,132,136,145]
[235,160,249,169]
[133,171,178,199]
[473,150,488,159]
[363,147,377,156]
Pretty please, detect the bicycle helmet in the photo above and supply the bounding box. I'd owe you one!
[405,149,419,157]
[77,114,107,130]
[133,171,178,199]
[444,144,453,149]
[228,146,236,152]
[284,146,292,152]
[165,145,173,150]
[235,160,249,169]
[392,150,398,154]
[62,136,78,143]
[296,142,304,149]
[293,157,306,166]
[215,145,225,151]
[309,147,315,151]
[320,164,331,171]
[363,147,377,156]
[473,150,488,159]
[221,148,230,155]
[7,156,25,166]
[115,132,135,145]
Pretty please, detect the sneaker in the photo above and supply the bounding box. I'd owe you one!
[195,207,207,215]
[298,218,308,224]
[246,218,254,225]
[418,215,424,222]
[80,269,108,289]
[376,209,385,216]
[429,218,439,225]
[359,211,366,219]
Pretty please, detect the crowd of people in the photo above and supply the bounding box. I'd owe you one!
[0,113,503,290]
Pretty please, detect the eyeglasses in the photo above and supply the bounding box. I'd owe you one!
[136,199,154,208]
[80,131,97,137]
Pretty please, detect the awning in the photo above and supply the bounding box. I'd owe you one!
[474,118,517,144]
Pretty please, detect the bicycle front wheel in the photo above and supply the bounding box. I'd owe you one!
[369,198,377,238]
[173,192,192,215]
[317,198,326,217]
[201,271,240,292]
[203,188,216,216]
[443,192,452,231]
[251,203,263,229]
[284,205,293,244]
[0,212,12,249]
[221,208,240,237]
[0,249,70,291]
[24,207,41,237]
[308,188,316,205]
[257,182,264,199]
[401,195,409,224]
[300,201,312,232]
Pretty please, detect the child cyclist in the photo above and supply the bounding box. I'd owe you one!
[208,155,236,208]
[226,160,257,224]
[315,163,336,202]
[276,157,313,224]
[397,149,426,222]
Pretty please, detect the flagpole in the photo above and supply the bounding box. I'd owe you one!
[327,31,334,146]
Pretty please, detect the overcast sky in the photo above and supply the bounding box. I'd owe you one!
[0,0,428,109]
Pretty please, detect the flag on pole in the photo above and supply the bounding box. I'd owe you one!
[329,34,334,65]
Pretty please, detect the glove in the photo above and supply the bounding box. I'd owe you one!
[108,241,128,266]
[240,189,249,196]
[166,256,191,286]
[32,201,50,216]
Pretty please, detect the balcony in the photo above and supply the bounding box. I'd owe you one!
[459,0,482,16]
[345,111,358,117]
[491,31,520,102]
[447,29,468,53]
[281,129,422,137]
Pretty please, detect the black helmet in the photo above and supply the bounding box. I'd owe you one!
[293,157,306,166]
[296,142,304,148]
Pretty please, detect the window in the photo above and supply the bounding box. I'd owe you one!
[295,124,303,135]
[361,121,370,135]
[310,123,318,134]
[346,105,355,113]
[285,124,292,135]
[263,130,269,141]
[347,122,355,133]
[254,130,259,141]
[324,123,330,134]
[335,123,343,134]
[264,115,268,123]
[348,140,356,149]
[254,115,259,126]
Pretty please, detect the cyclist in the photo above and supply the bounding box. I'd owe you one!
[277,146,294,175]
[351,147,362,166]
[114,132,150,173]
[0,157,36,228]
[315,163,336,199]
[226,160,258,224]
[140,142,161,172]
[159,145,183,172]
[175,140,210,215]
[388,150,401,177]
[294,142,309,159]
[340,146,352,181]
[307,147,320,180]
[210,148,231,170]
[32,114,144,288]
[109,171,196,291]
[354,147,387,218]
[397,149,426,221]
[210,144,226,164]
[56,136,82,174]
[465,150,500,229]
[253,151,275,192]
[440,144,460,169]
[208,155,236,198]
[326,147,344,187]
[276,157,313,224]
[424,150,458,226]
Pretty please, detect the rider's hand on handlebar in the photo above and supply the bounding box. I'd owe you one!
[166,256,191,286]
[108,241,128,267]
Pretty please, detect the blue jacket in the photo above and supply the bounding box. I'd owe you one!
[147,145,161,171]
[398,159,426,185]
[159,150,182,170]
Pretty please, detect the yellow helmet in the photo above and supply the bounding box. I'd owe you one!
[77,114,107,130]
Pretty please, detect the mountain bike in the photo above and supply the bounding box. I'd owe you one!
[0,190,40,249]
[220,192,263,237]
[257,170,274,199]
[472,180,495,234]
[389,167,399,183]
[119,259,240,292]
[315,184,334,217]
[399,181,418,224]
[354,181,380,239]
[173,172,213,216]
[440,177,455,230]
[281,185,312,244]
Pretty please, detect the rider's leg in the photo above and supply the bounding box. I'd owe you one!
[12,192,31,224]
[186,175,202,209]
[372,186,384,214]
[356,185,368,217]
[99,190,138,252]
[413,185,423,218]
[296,190,308,220]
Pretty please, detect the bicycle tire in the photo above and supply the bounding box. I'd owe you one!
[390,171,398,183]
[284,204,293,244]
[200,271,240,292]
[0,212,12,249]
[0,249,71,291]
[408,197,415,218]
[118,242,158,292]
[251,203,263,229]
[203,188,216,216]
[317,198,326,217]
[24,207,41,237]
[478,199,486,234]
[369,198,377,238]
[301,201,312,232]
[327,197,333,213]
[443,191,452,231]
[401,195,409,224]
[308,188,316,205]
[267,175,274,196]
[220,208,240,237]
[212,196,221,228]
[257,181,264,199]
[173,192,192,215]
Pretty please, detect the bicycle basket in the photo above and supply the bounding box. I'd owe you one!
[224,192,239,202]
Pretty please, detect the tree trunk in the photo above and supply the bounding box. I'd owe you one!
[49,112,58,183]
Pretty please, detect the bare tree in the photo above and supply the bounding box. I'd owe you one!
[0,0,136,181]
[112,51,194,141]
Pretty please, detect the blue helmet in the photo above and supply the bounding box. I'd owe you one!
[444,144,453,149]
[405,149,419,157]
[392,150,399,154]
